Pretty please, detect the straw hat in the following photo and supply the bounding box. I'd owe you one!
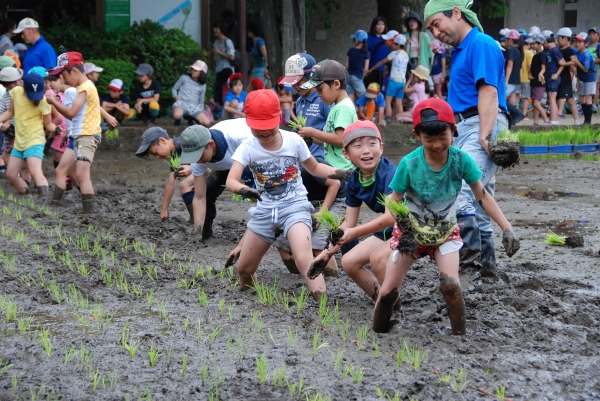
[411,65,430,81]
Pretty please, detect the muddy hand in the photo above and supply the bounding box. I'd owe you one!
[502,228,520,257]
[225,250,241,268]
[240,187,263,201]
[328,168,354,181]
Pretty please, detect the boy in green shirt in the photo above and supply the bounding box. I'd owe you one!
[298,60,357,170]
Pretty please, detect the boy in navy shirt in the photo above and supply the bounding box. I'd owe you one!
[572,33,598,124]
[542,35,565,124]
[101,78,131,124]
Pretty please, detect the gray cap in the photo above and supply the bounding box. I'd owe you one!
[300,59,347,90]
[0,67,23,83]
[527,33,546,44]
[134,63,154,76]
[135,127,169,157]
[180,125,213,165]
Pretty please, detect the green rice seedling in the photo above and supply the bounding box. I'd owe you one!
[333,348,345,371]
[198,289,208,306]
[355,325,368,350]
[7,193,14,202]
[1,224,12,237]
[218,299,226,314]
[312,329,329,360]
[14,207,22,221]
[305,391,332,401]
[228,305,234,322]
[313,208,345,242]
[90,368,101,390]
[147,344,161,367]
[135,261,143,277]
[65,344,77,364]
[208,326,222,345]
[378,194,409,220]
[450,367,467,393]
[38,327,53,356]
[5,299,17,321]
[350,366,365,384]
[286,328,298,347]
[180,354,188,378]
[518,130,546,146]
[252,276,279,306]
[2,205,10,217]
[105,127,119,141]
[544,229,566,245]
[75,260,89,277]
[196,320,203,342]
[496,129,520,143]
[74,312,92,328]
[292,286,309,315]
[18,316,33,335]
[0,186,3,198]
[146,289,155,308]
[217,268,225,280]
[437,370,452,384]
[0,357,12,378]
[206,264,213,279]
[227,266,235,277]
[402,340,427,371]
[196,265,205,279]
[199,361,209,383]
[145,265,156,281]
[372,336,380,358]
[167,152,181,172]
[256,352,268,383]
[11,374,17,389]
[272,366,286,387]
[131,284,143,298]
[495,384,507,401]
[157,300,170,326]
[287,115,307,130]
[183,315,190,331]
[339,318,350,341]
[118,237,128,251]
[28,382,45,401]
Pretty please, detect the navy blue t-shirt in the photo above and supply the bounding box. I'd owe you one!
[101,93,130,104]
[431,52,446,75]
[505,47,522,85]
[295,90,329,160]
[346,156,396,238]
[367,34,389,72]
[347,47,371,79]
[544,46,563,80]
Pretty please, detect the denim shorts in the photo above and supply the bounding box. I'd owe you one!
[10,144,45,160]
[546,77,561,93]
[247,199,314,244]
[346,74,366,95]
[386,80,405,99]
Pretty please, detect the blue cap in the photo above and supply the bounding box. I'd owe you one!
[350,30,368,42]
[23,73,45,101]
[27,66,47,78]
[518,28,527,37]
[500,36,506,42]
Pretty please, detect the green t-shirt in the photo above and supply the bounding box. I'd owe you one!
[389,146,482,245]
[323,97,357,170]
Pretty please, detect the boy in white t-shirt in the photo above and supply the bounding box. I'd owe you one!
[368,34,409,123]
[225,90,351,301]
[179,118,253,240]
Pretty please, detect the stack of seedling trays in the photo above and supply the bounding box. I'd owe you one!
[518,127,600,155]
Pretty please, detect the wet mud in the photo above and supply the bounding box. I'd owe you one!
[488,139,520,169]
[0,126,599,400]
[396,218,418,254]
[565,235,585,248]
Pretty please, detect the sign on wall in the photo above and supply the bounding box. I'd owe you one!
[130,0,201,43]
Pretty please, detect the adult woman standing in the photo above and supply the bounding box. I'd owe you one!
[247,23,268,84]
[364,16,389,87]
[212,21,235,113]
[403,12,432,73]
[0,19,16,54]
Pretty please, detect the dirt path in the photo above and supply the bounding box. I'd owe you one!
[0,127,598,400]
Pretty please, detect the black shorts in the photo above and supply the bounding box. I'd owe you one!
[556,81,573,100]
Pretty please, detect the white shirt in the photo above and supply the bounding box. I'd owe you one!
[190,118,253,177]
[232,129,311,209]
[63,88,77,137]
[387,50,409,82]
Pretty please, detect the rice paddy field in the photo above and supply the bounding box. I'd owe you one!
[0,125,598,400]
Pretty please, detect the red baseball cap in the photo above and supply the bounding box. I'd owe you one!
[342,120,382,147]
[412,98,456,133]
[249,77,264,90]
[245,90,281,130]
[47,52,83,76]
[227,72,243,85]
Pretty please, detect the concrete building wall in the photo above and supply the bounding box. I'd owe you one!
[506,0,600,35]
[304,0,378,64]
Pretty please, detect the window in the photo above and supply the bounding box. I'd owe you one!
[564,0,578,28]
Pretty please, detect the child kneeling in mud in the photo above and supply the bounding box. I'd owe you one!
[372,99,520,335]
[225,90,351,301]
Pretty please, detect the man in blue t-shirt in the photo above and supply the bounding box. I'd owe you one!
[425,2,509,276]
[13,18,56,73]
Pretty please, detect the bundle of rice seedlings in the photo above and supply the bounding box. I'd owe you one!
[378,194,417,254]
[488,129,520,168]
[544,229,584,248]
[166,152,181,174]
[104,128,119,141]
[287,115,307,131]
[313,208,345,245]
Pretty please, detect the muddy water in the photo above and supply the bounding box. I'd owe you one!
[0,126,599,400]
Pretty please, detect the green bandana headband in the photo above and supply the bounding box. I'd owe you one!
[424,0,483,34]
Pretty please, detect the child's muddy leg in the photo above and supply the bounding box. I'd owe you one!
[373,251,414,333]
[435,248,466,335]
[287,223,326,301]
[341,236,384,299]
[236,230,271,290]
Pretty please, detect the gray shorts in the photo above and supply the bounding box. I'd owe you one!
[272,198,346,252]
[247,200,314,245]
[172,101,203,118]
[518,82,531,98]
[579,81,596,96]
[506,83,518,96]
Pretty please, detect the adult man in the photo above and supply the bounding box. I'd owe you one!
[13,18,56,73]
[424,0,518,276]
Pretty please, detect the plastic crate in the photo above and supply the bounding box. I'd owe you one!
[520,146,548,155]
[548,145,573,154]
[573,144,597,153]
